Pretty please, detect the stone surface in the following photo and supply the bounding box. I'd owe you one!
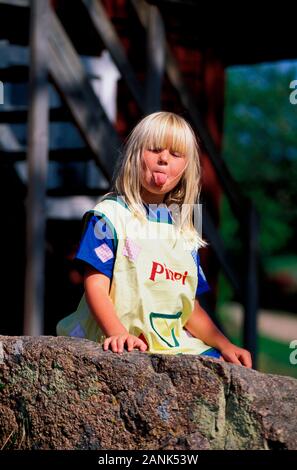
[0,335,296,450]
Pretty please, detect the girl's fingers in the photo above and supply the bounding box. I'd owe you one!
[103,338,111,351]
[137,340,148,352]
[126,337,147,352]
[223,352,242,366]
[110,337,120,353]
[103,335,147,353]
[117,336,126,353]
[126,336,134,352]
[238,351,252,368]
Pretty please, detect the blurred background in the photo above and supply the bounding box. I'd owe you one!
[0,0,296,377]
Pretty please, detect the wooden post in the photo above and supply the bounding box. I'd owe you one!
[24,0,49,335]
[48,9,121,181]
[145,4,165,113]
[243,203,259,368]
[82,0,144,112]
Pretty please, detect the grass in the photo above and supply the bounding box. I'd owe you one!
[217,303,297,379]
[264,255,297,278]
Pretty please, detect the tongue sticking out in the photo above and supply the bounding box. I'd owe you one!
[153,172,167,186]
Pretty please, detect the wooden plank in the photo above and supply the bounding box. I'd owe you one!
[131,0,248,221]
[149,0,199,5]
[46,195,101,220]
[81,0,145,112]
[47,187,107,197]
[23,0,49,336]
[145,4,165,113]
[0,148,94,163]
[48,9,121,182]
[0,65,29,83]
[0,0,29,6]
[0,106,72,123]
[202,205,241,295]
[242,203,259,367]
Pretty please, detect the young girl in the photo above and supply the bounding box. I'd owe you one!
[57,112,252,367]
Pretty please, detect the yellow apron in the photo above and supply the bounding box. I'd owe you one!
[57,195,211,355]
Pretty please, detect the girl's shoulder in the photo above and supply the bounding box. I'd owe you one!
[179,228,201,251]
[93,192,128,213]
[88,193,131,231]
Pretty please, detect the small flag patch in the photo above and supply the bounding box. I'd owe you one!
[94,243,114,263]
[123,238,141,262]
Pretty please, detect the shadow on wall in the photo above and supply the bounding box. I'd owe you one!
[0,164,84,335]
[45,219,84,335]
[0,164,26,335]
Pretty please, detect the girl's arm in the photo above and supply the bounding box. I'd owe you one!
[84,266,147,353]
[184,298,252,368]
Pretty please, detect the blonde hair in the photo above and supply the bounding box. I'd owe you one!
[111,111,207,247]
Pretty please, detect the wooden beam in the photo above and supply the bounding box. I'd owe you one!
[202,205,241,295]
[81,0,145,112]
[0,148,94,163]
[24,0,49,336]
[47,187,108,197]
[0,106,72,123]
[48,9,121,182]
[148,0,199,5]
[145,4,165,113]
[0,0,28,6]
[0,65,29,83]
[242,203,259,368]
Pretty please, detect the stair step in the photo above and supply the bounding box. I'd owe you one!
[0,148,94,163]
[47,187,107,197]
[0,0,29,7]
[0,2,29,46]
[0,106,73,123]
[0,65,29,83]
[46,194,103,220]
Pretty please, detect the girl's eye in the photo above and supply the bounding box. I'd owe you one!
[148,147,163,153]
[171,151,183,158]
[146,147,184,158]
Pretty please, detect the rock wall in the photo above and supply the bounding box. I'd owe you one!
[0,336,296,450]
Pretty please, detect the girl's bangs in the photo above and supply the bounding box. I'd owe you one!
[143,119,190,157]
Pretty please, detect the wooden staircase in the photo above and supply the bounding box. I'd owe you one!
[0,0,259,365]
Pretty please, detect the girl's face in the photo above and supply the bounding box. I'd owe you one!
[140,145,188,204]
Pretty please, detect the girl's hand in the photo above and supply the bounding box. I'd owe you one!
[103,333,148,353]
[220,343,252,368]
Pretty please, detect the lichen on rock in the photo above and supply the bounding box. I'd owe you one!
[0,336,296,450]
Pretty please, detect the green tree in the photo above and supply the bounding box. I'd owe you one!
[222,62,297,258]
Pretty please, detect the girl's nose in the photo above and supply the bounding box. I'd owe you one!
[158,149,169,162]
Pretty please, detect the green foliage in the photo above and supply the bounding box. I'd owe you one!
[222,61,297,256]
[217,271,235,307]
[217,304,297,378]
